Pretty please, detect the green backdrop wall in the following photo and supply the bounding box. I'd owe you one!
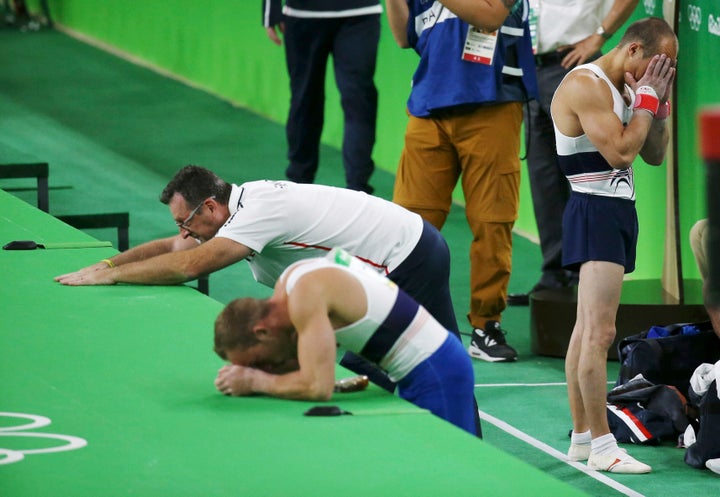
[26,0,719,282]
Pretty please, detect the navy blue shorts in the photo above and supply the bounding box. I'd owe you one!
[562,192,638,273]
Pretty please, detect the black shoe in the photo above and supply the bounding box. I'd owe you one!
[467,321,517,362]
[507,282,556,307]
[348,184,374,195]
[507,292,530,306]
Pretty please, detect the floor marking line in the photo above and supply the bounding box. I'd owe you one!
[478,409,646,497]
[474,381,615,387]
[475,382,568,387]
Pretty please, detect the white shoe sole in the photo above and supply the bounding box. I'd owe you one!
[707,458,720,475]
[468,346,516,362]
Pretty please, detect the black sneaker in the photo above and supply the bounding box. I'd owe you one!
[506,292,530,306]
[507,282,552,307]
[467,321,517,362]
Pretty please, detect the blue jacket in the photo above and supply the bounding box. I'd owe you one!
[405,0,538,117]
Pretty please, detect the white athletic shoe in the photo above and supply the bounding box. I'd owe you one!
[567,443,591,461]
[706,458,720,475]
[587,451,652,474]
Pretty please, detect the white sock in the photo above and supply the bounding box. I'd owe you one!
[591,433,619,456]
[571,430,591,445]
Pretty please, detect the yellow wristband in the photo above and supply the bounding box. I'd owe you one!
[101,259,115,268]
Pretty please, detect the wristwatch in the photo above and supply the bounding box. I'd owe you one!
[596,25,612,40]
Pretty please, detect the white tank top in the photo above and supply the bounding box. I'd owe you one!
[553,63,636,200]
[282,250,447,381]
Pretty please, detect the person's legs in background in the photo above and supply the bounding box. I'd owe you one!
[690,219,720,337]
[509,62,578,306]
[332,14,380,194]
[283,17,332,184]
[457,103,522,362]
[526,65,573,286]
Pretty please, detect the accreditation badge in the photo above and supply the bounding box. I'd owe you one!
[462,26,498,65]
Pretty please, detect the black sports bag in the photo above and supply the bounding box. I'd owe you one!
[616,321,720,396]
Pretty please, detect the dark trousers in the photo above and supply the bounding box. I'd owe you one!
[386,220,460,337]
[524,58,587,288]
[283,14,379,193]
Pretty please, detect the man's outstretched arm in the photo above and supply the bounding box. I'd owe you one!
[55,237,251,286]
[53,235,193,283]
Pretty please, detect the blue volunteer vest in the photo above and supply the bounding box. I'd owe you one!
[405,0,538,117]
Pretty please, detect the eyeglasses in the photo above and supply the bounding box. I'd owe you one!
[176,195,215,230]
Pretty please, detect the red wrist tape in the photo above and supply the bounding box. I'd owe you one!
[633,86,659,116]
[655,100,671,120]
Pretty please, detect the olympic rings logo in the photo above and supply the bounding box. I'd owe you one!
[709,14,720,37]
[0,412,87,465]
[643,0,656,15]
[688,5,703,31]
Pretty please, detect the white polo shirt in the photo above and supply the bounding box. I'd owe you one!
[535,0,613,54]
[215,180,424,287]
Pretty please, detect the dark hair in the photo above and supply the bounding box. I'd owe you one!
[213,298,270,360]
[618,17,677,57]
[160,165,232,207]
